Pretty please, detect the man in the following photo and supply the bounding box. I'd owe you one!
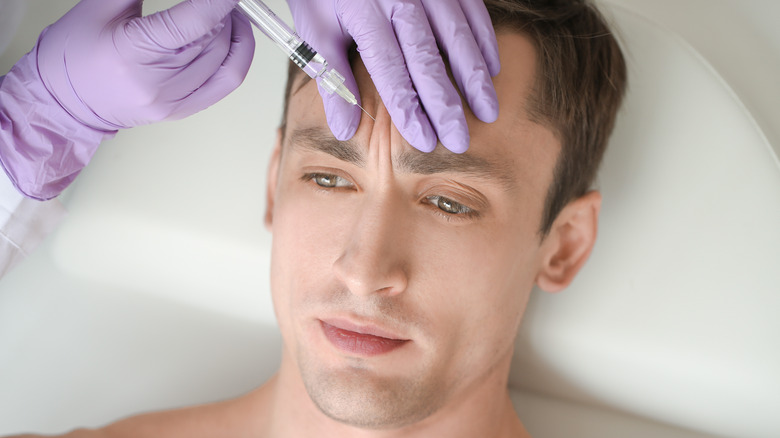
[7,0,626,436]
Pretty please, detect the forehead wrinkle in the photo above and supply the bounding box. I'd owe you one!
[394,147,517,191]
[288,127,365,167]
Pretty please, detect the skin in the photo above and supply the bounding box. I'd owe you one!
[8,31,601,438]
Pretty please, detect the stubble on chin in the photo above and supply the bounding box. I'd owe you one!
[298,353,446,430]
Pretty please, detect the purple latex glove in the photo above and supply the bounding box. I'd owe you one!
[287,0,500,153]
[0,0,255,200]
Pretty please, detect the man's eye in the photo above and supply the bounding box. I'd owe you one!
[426,195,475,216]
[305,173,353,189]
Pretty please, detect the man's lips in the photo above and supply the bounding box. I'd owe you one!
[319,319,409,357]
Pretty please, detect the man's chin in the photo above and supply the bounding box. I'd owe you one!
[300,362,442,430]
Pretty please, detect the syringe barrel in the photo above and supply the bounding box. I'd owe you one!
[236,0,324,78]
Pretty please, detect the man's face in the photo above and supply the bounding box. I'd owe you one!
[266,32,560,428]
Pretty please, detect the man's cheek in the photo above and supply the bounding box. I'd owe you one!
[273,193,352,286]
[423,226,527,326]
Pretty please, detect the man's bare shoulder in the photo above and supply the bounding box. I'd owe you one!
[5,390,269,438]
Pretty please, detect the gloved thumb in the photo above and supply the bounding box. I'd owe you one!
[133,0,241,49]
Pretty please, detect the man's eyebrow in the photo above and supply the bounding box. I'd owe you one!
[288,127,517,189]
[396,148,517,190]
[288,127,365,167]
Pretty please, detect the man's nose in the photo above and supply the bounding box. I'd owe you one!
[332,190,410,297]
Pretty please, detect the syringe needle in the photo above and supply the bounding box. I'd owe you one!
[357,104,376,122]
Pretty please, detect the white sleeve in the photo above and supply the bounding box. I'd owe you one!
[0,1,65,277]
[0,169,66,277]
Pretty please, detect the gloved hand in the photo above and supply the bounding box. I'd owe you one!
[0,0,255,200]
[287,0,500,153]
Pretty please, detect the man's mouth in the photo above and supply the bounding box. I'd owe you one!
[319,319,409,356]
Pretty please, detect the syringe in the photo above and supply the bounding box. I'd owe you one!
[236,0,375,121]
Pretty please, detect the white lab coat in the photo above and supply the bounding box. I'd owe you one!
[0,170,65,277]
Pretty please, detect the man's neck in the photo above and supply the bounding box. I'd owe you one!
[247,352,529,438]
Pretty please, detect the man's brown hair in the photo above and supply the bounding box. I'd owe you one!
[280,0,627,236]
[484,0,627,235]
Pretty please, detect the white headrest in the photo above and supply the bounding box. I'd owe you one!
[509,4,780,438]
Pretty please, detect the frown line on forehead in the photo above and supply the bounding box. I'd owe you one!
[288,127,517,190]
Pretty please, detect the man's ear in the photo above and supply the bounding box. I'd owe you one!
[536,190,602,293]
[264,128,283,231]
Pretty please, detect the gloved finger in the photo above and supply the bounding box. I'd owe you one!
[168,10,255,120]
[309,38,362,141]
[123,11,230,66]
[291,3,361,141]
[134,0,241,50]
[72,0,142,26]
[320,62,363,142]
[391,3,470,153]
[157,16,234,102]
[457,0,501,77]
[424,3,498,124]
[340,3,438,152]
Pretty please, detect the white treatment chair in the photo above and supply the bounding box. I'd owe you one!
[0,1,778,436]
